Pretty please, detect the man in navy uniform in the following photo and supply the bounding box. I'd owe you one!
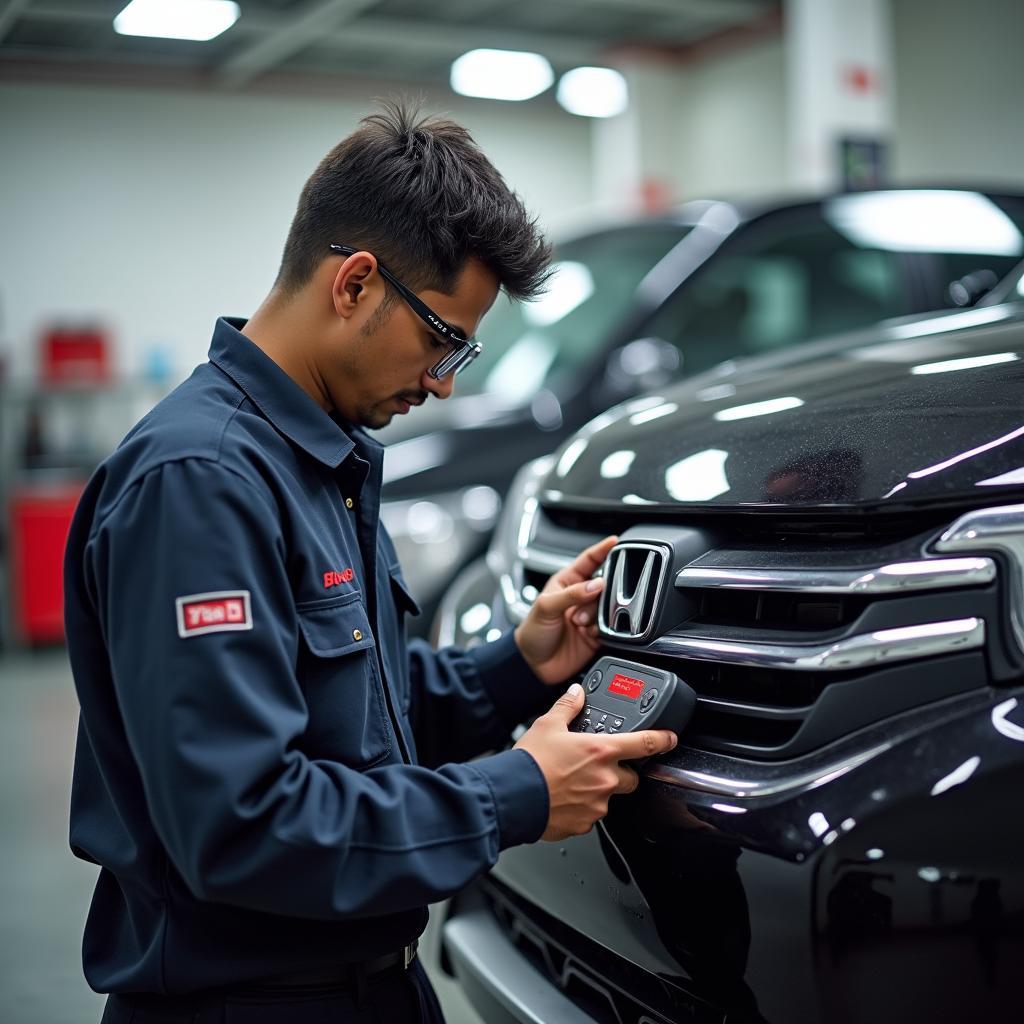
[64,103,677,1023]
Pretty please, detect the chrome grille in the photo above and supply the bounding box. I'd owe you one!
[501,509,1007,760]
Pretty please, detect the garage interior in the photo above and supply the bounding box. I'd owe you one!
[2,1,1023,1021]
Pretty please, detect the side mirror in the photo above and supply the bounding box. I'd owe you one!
[949,268,999,307]
[604,337,681,396]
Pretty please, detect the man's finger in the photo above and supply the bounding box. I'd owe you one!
[553,535,617,588]
[547,682,585,724]
[607,729,678,761]
[535,577,604,621]
[613,765,640,795]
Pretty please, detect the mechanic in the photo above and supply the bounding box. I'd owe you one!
[64,102,678,1024]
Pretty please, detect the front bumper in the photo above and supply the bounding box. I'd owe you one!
[444,689,1024,1024]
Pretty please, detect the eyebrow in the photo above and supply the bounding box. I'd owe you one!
[425,313,473,340]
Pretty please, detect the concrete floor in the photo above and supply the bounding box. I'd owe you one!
[0,649,480,1024]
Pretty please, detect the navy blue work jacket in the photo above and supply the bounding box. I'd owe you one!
[65,317,551,996]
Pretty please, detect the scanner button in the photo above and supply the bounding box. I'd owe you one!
[640,689,658,713]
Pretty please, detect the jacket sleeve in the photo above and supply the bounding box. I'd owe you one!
[405,633,555,768]
[87,457,549,920]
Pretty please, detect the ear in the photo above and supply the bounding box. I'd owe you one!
[331,251,380,320]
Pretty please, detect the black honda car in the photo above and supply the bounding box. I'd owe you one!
[379,189,1024,631]
[435,265,1024,1022]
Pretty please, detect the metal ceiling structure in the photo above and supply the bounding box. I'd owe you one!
[0,0,780,94]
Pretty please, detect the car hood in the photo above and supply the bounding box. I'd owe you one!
[543,303,1024,512]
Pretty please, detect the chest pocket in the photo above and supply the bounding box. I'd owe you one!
[388,566,421,619]
[385,565,421,714]
[295,592,391,768]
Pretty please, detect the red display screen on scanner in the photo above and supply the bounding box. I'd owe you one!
[608,673,645,700]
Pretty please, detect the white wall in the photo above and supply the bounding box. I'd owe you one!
[672,39,790,203]
[890,0,1024,188]
[0,82,592,382]
[2,2,1023,384]
[666,0,1024,202]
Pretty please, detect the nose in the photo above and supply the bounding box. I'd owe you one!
[423,367,455,400]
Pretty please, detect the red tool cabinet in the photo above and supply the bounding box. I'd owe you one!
[9,481,84,644]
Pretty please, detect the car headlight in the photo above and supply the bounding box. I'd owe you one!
[380,486,502,606]
[485,455,556,623]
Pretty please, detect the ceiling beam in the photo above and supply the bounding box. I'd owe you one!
[319,16,600,67]
[217,0,383,88]
[0,0,33,43]
[0,45,452,90]
[540,0,771,20]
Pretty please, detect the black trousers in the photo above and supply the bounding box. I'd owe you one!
[99,960,446,1024]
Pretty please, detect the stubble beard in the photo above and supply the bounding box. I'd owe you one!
[361,405,394,430]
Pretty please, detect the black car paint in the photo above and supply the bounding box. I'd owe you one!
[485,688,1024,1023]
[379,192,1024,630]
[542,305,1024,512]
[440,287,1024,1022]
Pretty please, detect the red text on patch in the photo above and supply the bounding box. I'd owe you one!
[176,591,253,638]
[324,568,355,589]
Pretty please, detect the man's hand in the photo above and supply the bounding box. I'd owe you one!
[515,684,678,841]
[514,535,617,685]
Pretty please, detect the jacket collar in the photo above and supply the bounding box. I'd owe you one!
[208,317,356,469]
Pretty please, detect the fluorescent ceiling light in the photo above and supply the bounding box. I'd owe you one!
[450,49,553,101]
[977,467,1024,487]
[929,755,980,797]
[714,397,804,422]
[557,67,628,118]
[664,448,730,502]
[910,352,1019,375]
[460,603,492,635]
[556,438,589,478]
[825,191,1024,256]
[629,402,678,426]
[600,450,636,480]
[907,424,1024,479]
[114,0,240,41]
[523,261,594,326]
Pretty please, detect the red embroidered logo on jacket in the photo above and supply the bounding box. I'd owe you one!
[323,568,355,589]
[176,591,253,638]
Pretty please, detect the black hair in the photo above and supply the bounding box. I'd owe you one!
[276,99,552,301]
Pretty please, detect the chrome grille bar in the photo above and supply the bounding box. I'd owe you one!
[646,742,893,799]
[675,557,995,594]
[936,504,1024,655]
[646,617,985,672]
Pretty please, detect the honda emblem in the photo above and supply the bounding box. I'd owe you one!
[598,543,669,641]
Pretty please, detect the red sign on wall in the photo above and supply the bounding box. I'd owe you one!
[41,327,110,385]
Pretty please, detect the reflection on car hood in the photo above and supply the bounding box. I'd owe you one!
[543,303,1024,511]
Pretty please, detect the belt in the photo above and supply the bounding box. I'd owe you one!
[112,940,420,1012]
[252,939,419,989]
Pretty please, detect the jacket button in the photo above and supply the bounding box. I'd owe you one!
[352,629,363,641]
[345,498,354,509]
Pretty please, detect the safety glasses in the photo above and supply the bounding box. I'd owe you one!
[329,244,483,379]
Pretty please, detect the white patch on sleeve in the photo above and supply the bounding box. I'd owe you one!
[176,591,253,638]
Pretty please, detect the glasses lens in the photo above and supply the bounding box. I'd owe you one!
[456,343,483,375]
[431,341,481,380]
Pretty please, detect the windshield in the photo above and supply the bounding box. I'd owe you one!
[453,224,689,400]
